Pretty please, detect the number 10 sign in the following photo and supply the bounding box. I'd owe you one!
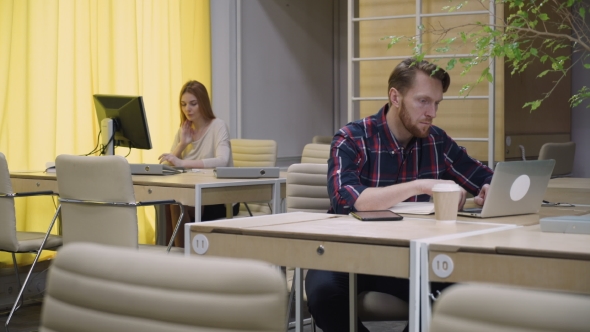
[432,254,454,278]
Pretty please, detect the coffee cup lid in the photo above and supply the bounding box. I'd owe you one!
[432,183,461,192]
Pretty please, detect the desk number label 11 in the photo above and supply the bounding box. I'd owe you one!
[432,254,454,278]
[192,234,209,255]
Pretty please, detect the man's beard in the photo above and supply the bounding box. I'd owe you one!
[398,101,431,138]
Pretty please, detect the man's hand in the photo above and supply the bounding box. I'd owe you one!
[419,179,457,196]
[420,179,466,211]
[473,184,490,206]
[354,179,466,212]
[458,187,467,211]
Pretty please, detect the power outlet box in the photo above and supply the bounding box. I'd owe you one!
[1,282,18,298]
[0,273,47,309]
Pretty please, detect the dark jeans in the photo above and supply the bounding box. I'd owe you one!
[200,203,240,221]
[305,269,451,332]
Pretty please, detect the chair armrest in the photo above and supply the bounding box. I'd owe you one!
[137,200,184,253]
[136,199,178,206]
[1,191,56,197]
[15,190,56,197]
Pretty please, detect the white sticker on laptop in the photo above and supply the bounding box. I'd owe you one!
[510,174,530,201]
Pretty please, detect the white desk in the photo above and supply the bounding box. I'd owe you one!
[545,177,590,206]
[417,204,590,331]
[186,212,517,332]
[10,170,286,217]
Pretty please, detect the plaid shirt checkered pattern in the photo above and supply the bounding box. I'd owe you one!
[328,104,493,214]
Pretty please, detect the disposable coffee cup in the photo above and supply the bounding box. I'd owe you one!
[432,183,461,224]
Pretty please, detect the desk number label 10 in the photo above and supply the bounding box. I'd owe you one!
[432,254,454,278]
[192,234,209,255]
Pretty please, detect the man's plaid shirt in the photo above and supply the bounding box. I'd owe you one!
[328,104,494,214]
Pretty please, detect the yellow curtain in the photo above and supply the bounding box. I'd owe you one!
[0,0,211,266]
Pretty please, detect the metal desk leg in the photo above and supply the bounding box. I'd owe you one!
[272,180,281,214]
[420,242,432,332]
[409,240,421,332]
[349,272,358,332]
[194,184,202,222]
[154,205,167,245]
[295,267,304,332]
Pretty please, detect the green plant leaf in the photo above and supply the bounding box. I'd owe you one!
[459,84,471,95]
[446,59,457,71]
[380,0,589,112]
[460,32,467,43]
[523,100,542,111]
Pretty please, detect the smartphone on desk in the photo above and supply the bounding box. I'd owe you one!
[351,210,403,222]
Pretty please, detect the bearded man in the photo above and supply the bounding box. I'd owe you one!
[305,58,494,332]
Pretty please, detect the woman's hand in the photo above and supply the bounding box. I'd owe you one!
[158,153,183,167]
[179,120,195,146]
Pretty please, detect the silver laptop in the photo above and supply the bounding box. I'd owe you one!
[458,160,555,218]
[129,163,183,175]
[214,167,280,179]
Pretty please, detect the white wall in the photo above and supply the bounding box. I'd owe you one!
[210,0,238,138]
[571,65,590,178]
[211,0,345,163]
[571,2,590,178]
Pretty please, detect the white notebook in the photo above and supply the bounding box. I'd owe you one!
[389,202,435,215]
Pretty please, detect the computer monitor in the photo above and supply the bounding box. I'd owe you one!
[93,94,152,155]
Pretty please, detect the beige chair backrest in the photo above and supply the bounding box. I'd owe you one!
[284,163,408,322]
[300,143,331,164]
[231,139,277,167]
[312,135,332,144]
[429,283,590,332]
[0,152,18,251]
[538,141,576,176]
[286,163,330,213]
[40,242,287,332]
[55,154,138,248]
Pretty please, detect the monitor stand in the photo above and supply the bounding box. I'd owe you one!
[100,118,115,155]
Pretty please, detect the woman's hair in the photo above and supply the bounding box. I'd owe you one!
[179,80,215,123]
[387,57,451,95]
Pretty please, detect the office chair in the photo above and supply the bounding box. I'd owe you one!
[285,163,408,330]
[231,139,278,167]
[0,152,62,330]
[54,154,184,252]
[311,135,332,145]
[40,242,287,332]
[300,143,330,164]
[538,141,576,177]
[429,283,590,332]
[230,139,278,216]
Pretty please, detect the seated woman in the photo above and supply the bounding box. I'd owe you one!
[159,80,238,247]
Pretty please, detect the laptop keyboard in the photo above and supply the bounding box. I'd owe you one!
[461,207,483,213]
